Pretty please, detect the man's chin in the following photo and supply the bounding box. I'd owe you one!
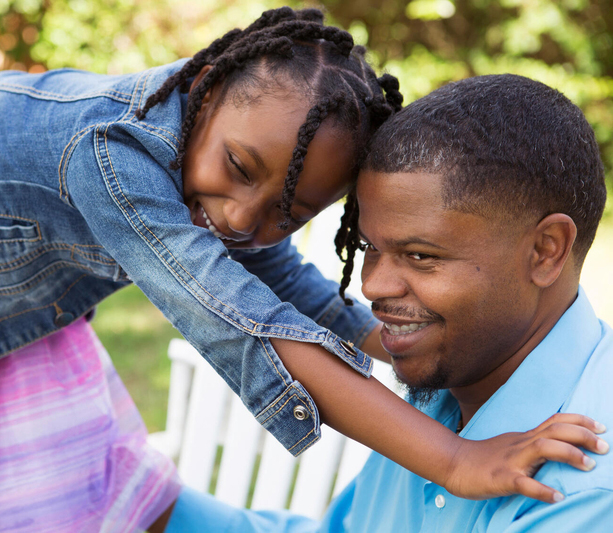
[394,365,449,408]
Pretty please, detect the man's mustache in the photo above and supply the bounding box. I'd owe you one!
[371,301,444,322]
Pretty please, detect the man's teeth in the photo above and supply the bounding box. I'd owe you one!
[384,322,430,335]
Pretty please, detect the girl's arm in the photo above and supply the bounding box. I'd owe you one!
[272,337,607,503]
[67,130,604,502]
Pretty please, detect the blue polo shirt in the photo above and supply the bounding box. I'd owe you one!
[167,287,613,532]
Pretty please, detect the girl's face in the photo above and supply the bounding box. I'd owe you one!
[182,83,355,249]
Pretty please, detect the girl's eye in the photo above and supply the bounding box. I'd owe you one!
[228,152,251,183]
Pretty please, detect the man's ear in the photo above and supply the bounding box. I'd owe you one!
[529,213,577,288]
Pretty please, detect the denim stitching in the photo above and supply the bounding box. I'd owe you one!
[59,70,153,201]
[59,125,101,201]
[0,274,87,323]
[290,435,318,455]
[257,337,288,387]
[70,244,115,264]
[0,214,41,243]
[287,426,316,453]
[0,243,113,271]
[261,392,313,426]
[0,262,92,296]
[0,83,132,102]
[120,120,180,148]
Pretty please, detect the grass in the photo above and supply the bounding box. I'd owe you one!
[91,220,613,433]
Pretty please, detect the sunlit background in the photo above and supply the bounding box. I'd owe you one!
[2,0,611,431]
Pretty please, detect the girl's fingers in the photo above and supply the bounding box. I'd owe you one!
[534,413,607,435]
[524,439,597,473]
[512,476,565,504]
[535,423,610,455]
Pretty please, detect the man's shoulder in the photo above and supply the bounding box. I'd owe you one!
[552,320,613,494]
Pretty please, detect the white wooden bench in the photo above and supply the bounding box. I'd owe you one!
[148,339,397,518]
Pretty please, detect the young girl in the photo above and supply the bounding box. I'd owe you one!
[0,7,605,532]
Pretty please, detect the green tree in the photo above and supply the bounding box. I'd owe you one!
[1,0,612,204]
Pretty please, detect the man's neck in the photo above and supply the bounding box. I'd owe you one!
[451,282,579,426]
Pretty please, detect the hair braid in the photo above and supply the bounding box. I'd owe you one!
[378,74,403,111]
[133,7,402,305]
[279,93,346,229]
[334,189,360,305]
[170,35,295,169]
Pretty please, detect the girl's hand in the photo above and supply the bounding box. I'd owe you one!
[443,413,608,503]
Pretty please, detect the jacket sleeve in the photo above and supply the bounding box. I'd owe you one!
[230,240,378,349]
[64,122,372,456]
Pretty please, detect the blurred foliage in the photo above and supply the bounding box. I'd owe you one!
[1,0,612,204]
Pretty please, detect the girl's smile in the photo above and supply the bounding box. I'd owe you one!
[182,76,355,249]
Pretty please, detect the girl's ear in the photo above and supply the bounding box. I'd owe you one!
[189,65,214,104]
[529,213,577,288]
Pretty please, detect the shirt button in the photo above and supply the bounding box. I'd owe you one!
[293,405,310,421]
[54,311,74,328]
[435,494,446,508]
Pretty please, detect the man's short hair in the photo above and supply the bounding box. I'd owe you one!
[364,74,607,264]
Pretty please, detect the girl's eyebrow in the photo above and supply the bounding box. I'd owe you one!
[236,141,268,173]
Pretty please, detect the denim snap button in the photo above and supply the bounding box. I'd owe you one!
[293,405,310,421]
[54,312,74,328]
[340,340,357,357]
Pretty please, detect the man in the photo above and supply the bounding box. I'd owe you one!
[166,74,612,531]
[317,73,612,531]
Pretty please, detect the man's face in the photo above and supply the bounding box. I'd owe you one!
[358,170,541,395]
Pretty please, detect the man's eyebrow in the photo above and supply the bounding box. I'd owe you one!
[358,226,445,249]
[237,141,267,174]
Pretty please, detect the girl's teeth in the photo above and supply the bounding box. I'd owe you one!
[195,205,238,241]
[384,322,430,335]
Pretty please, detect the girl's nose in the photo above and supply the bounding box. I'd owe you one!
[223,200,259,236]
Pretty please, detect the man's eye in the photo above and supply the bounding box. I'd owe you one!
[408,252,434,261]
[228,152,251,183]
[358,240,376,252]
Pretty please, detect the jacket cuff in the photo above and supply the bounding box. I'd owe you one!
[321,330,374,378]
[256,381,321,457]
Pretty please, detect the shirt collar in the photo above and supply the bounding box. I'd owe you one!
[443,287,602,440]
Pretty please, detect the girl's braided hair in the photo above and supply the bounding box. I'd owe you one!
[135,7,403,304]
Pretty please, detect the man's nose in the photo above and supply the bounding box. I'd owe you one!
[223,199,260,236]
[361,255,408,302]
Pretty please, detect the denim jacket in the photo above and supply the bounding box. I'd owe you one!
[0,60,377,456]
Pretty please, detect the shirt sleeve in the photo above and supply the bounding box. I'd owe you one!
[64,122,373,456]
[229,240,378,349]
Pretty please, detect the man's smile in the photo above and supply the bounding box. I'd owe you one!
[383,322,432,335]
[375,313,437,355]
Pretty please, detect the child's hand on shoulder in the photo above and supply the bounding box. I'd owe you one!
[443,413,608,503]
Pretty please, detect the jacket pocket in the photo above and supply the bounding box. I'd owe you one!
[0,215,40,243]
